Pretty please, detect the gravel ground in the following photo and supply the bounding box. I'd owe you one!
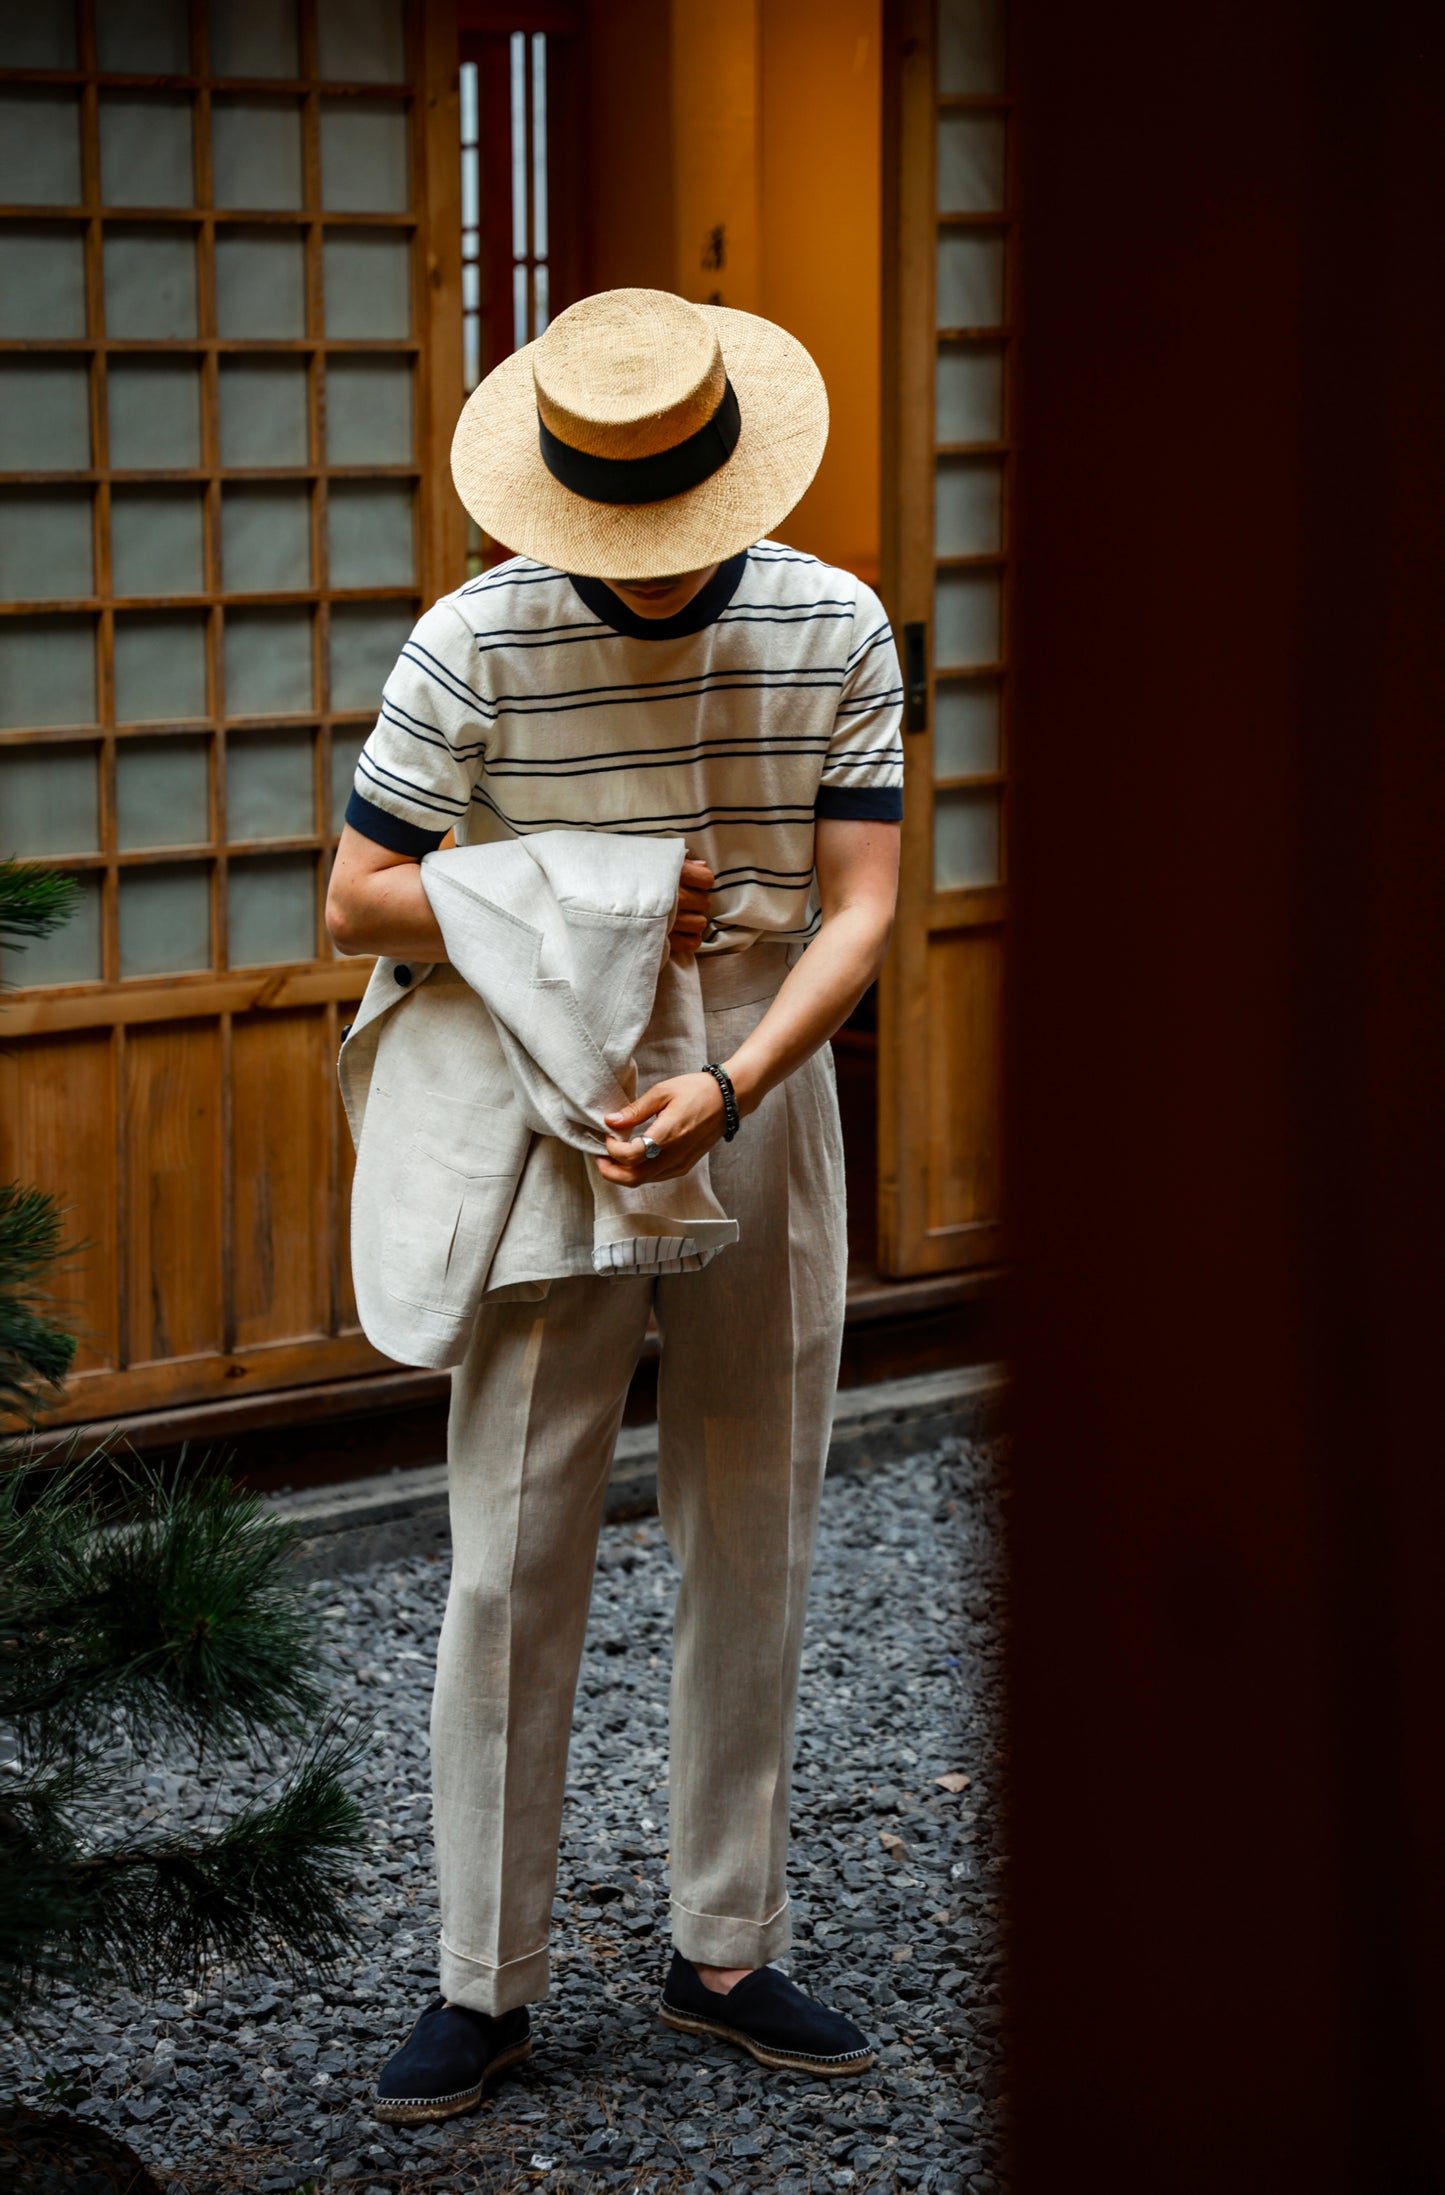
[3,1435,1008,2195]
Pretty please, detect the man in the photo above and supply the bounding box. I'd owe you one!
[326,288,903,2119]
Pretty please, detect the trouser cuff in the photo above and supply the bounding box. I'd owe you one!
[669,1895,792,1969]
[439,1936,550,2015]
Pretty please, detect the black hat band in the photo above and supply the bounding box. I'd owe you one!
[537,376,741,506]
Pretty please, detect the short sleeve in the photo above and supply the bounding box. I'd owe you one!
[815,584,905,822]
[345,599,487,856]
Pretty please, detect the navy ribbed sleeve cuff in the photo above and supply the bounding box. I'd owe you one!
[814,785,904,822]
[344,790,448,856]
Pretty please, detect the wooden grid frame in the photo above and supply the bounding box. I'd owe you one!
[0,0,466,1033]
[0,0,464,1429]
[929,77,1016,897]
[876,0,1014,1277]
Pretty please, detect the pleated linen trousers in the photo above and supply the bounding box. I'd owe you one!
[431,942,847,2014]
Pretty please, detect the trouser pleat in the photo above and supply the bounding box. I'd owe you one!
[432,1276,651,2013]
[656,1018,846,1967]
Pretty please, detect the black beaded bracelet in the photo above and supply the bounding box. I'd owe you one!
[700,1061,741,1140]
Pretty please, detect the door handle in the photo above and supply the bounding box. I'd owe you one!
[903,620,928,732]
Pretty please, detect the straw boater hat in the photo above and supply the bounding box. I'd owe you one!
[450,287,829,581]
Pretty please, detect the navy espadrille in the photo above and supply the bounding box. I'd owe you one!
[373,1998,531,2124]
[659,1952,874,2077]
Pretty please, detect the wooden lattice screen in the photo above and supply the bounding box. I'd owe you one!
[0,0,463,1428]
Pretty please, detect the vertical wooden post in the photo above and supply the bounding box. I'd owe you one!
[1005,0,1445,2184]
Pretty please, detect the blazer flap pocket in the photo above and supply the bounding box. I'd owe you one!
[383,1084,525,1179]
[381,1143,524,1319]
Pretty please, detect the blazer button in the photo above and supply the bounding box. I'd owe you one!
[340,1022,353,1042]
[393,964,412,986]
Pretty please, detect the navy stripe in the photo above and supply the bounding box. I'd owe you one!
[457,561,562,597]
[345,789,447,855]
[814,785,904,822]
[488,674,845,724]
[484,738,834,780]
[711,865,815,885]
[379,697,488,761]
[357,751,465,817]
[468,784,817,832]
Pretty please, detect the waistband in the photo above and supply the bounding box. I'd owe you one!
[696,939,801,1011]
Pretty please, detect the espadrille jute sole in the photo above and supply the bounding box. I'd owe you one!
[658,2004,875,2078]
[371,2037,532,2124]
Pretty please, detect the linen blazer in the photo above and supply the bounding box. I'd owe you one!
[338,831,738,1370]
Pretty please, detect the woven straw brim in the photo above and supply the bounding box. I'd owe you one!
[450,305,829,580]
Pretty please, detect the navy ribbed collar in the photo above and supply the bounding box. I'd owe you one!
[567,551,748,640]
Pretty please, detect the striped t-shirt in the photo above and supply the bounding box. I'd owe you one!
[346,539,904,950]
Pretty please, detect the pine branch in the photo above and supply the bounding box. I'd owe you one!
[0,1184,78,1420]
[0,861,81,954]
[0,1451,329,1754]
[0,1722,368,2013]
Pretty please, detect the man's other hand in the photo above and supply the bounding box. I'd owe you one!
[669,856,715,962]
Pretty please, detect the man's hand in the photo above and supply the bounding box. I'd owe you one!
[600,1072,726,1184]
[669,856,715,962]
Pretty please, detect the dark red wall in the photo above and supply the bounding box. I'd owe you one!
[1005,1,1445,2185]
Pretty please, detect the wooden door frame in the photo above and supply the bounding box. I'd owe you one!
[877,0,1010,1278]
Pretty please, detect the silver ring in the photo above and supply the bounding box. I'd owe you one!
[640,1135,662,1162]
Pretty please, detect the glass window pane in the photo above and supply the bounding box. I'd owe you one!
[935,457,1004,557]
[0,745,99,855]
[104,227,197,339]
[116,734,210,848]
[224,607,313,717]
[212,95,303,210]
[228,852,314,965]
[96,0,190,72]
[114,611,208,721]
[936,111,1007,214]
[99,93,195,209]
[317,0,406,83]
[937,233,1006,329]
[0,91,81,205]
[329,600,410,713]
[111,486,205,597]
[935,570,1001,669]
[0,361,91,472]
[0,226,87,340]
[320,98,409,213]
[329,727,364,829]
[0,618,96,728]
[0,3,78,66]
[107,357,202,470]
[215,228,305,339]
[328,482,413,588]
[325,355,412,463]
[119,863,211,977]
[937,0,1004,95]
[219,358,310,467]
[208,0,298,78]
[0,871,101,988]
[934,786,1001,889]
[227,727,314,840]
[0,489,93,602]
[323,231,410,339]
[934,680,1000,778]
[936,341,1004,444]
[222,483,311,593]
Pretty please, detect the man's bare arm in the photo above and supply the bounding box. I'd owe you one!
[325,824,718,964]
[325,825,448,960]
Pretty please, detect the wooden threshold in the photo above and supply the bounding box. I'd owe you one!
[16,1266,1001,1463]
